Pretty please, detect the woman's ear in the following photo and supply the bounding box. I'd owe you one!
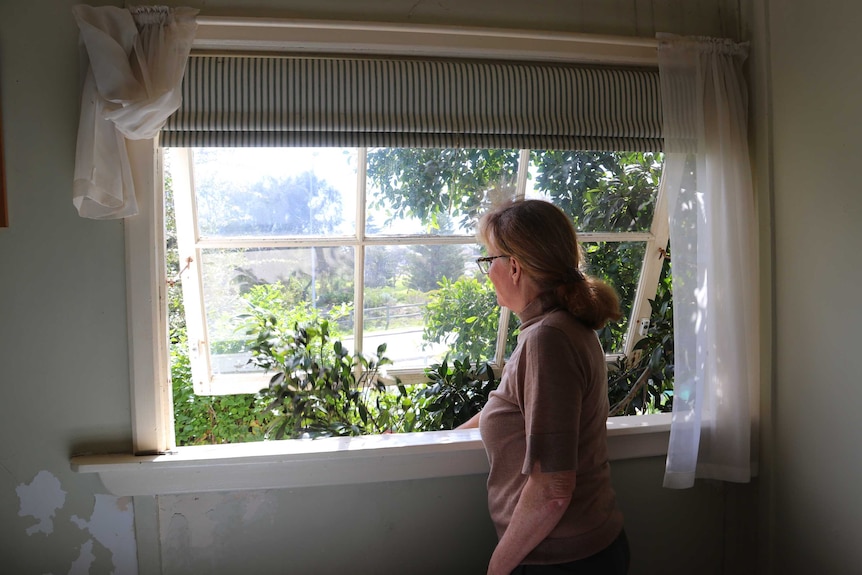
[510,256,522,284]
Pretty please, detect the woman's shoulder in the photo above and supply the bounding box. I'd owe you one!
[528,308,603,356]
[539,307,592,334]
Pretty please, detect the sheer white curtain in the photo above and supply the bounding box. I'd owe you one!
[658,35,760,489]
[72,4,197,219]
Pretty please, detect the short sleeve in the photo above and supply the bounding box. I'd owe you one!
[521,325,586,474]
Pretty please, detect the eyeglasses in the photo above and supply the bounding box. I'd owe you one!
[476,255,510,274]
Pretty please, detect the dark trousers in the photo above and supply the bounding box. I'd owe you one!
[510,529,630,575]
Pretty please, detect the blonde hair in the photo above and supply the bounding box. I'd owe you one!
[477,199,622,330]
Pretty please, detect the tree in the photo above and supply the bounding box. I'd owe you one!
[423,276,518,362]
[167,147,672,445]
[532,150,661,232]
[366,148,664,353]
[367,148,521,231]
[197,169,345,236]
[404,213,468,292]
[405,243,467,292]
[365,245,408,289]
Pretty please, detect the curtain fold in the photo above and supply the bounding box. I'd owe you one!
[72,4,197,219]
[658,35,760,489]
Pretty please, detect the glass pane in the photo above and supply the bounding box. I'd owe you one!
[525,151,663,233]
[365,148,520,236]
[191,148,358,237]
[201,246,355,376]
[581,241,646,353]
[362,243,506,369]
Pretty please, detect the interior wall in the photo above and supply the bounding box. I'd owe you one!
[0,1,755,574]
[740,0,776,572]
[765,0,862,573]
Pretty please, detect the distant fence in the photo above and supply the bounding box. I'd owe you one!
[361,302,424,330]
[210,302,426,356]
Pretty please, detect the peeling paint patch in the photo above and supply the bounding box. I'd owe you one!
[160,490,279,561]
[162,493,220,549]
[71,494,137,575]
[16,470,67,535]
[68,540,96,575]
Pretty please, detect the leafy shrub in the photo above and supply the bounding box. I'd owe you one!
[171,334,274,445]
[246,314,402,439]
[607,258,674,415]
[423,276,518,362]
[413,355,498,430]
[241,282,352,335]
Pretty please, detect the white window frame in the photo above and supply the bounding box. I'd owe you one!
[171,146,491,395]
[73,17,672,494]
[172,145,668,395]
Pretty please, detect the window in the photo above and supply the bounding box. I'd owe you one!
[167,146,668,400]
[168,146,494,396]
[119,18,670,456]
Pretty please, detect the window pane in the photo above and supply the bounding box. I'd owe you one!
[191,148,358,237]
[201,246,355,376]
[582,241,646,353]
[365,148,520,236]
[363,243,487,369]
[526,151,662,233]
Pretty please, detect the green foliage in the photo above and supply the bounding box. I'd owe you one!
[587,242,645,353]
[366,148,521,230]
[607,256,674,415]
[532,151,661,232]
[366,148,663,355]
[364,383,431,434]
[422,276,518,362]
[163,168,186,340]
[533,151,663,353]
[405,243,467,292]
[246,315,401,439]
[414,356,498,430]
[167,148,674,444]
[166,162,272,446]
[171,334,274,445]
[365,245,408,288]
[240,282,352,338]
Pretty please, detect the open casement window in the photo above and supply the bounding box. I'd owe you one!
[94,17,680,463]
[162,54,668,396]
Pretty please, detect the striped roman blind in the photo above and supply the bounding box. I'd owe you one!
[161,55,662,151]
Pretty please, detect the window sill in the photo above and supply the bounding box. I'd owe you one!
[71,413,671,496]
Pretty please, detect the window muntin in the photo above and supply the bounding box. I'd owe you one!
[169,146,666,397]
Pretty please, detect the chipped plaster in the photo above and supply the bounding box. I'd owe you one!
[68,540,96,575]
[16,470,67,536]
[14,471,137,574]
[71,494,137,575]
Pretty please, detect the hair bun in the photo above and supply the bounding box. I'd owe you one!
[564,267,585,283]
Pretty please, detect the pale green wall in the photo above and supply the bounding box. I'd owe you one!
[0,1,760,574]
[765,0,862,573]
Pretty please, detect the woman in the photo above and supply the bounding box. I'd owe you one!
[460,199,629,575]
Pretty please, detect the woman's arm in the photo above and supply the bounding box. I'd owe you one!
[487,463,577,575]
[456,412,481,429]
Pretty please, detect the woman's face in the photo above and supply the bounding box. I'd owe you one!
[486,246,516,310]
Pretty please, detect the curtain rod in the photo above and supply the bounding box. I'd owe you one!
[192,16,659,66]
